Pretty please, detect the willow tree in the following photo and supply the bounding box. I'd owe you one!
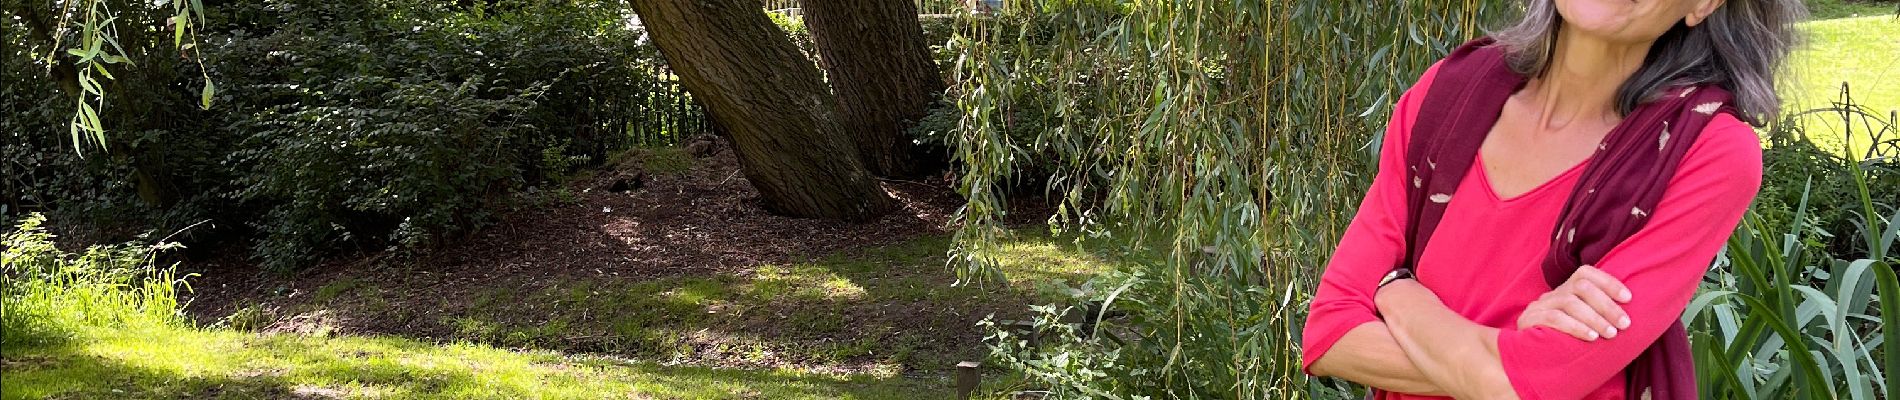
[949,0,1500,397]
[630,0,894,221]
[5,0,210,206]
[803,0,946,178]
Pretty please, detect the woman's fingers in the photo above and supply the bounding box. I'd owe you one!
[1520,266,1638,342]
[1573,280,1631,332]
[1575,265,1633,303]
[1526,308,1599,341]
[1557,296,1618,339]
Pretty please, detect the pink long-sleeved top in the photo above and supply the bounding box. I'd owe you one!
[1299,62,1762,400]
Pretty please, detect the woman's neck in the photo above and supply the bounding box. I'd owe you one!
[1522,26,1653,132]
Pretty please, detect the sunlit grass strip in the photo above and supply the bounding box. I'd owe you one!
[1786,15,1900,156]
[0,327,938,399]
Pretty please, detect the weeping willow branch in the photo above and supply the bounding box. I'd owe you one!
[42,0,214,156]
[947,0,1501,397]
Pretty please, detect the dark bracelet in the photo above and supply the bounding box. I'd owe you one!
[1378,268,1415,289]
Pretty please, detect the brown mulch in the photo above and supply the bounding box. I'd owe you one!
[185,137,964,308]
[177,138,1053,373]
[434,148,964,280]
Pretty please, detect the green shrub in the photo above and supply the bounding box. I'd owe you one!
[2,0,684,270]
[1695,92,1900,399]
[0,214,190,349]
[1755,89,1899,259]
[208,0,667,269]
[1,0,231,239]
[230,75,542,269]
[1689,180,1896,399]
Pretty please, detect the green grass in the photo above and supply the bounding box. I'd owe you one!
[1806,0,1898,20]
[1,326,942,399]
[1786,15,1899,155]
[420,232,1109,371]
[641,147,696,175]
[3,225,1104,399]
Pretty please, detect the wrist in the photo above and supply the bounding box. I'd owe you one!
[1374,278,1421,312]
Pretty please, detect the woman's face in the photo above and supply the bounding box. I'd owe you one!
[1554,0,1725,44]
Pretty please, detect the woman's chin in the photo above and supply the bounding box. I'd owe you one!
[1558,0,1684,43]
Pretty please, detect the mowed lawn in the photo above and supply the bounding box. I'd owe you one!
[1786,13,1899,155]
[1,232,1101,400]
[1,327,940,400]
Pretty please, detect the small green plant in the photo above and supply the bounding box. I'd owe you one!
[220,305,271,331]
[312,277,364,302]
[642,147,697,175]
[1,213,191,348]
[980,273,1141,399]
[540,139,594,182]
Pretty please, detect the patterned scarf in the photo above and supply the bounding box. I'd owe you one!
[1397,38,1735,400]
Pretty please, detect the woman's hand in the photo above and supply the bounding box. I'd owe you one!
[1516,265,1633,341]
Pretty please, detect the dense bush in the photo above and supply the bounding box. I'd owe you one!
[208,0,657,268]
[1,0,221,235]
[3,0,683,269]
[1700,95,1899,400]
[1754,93,1899,257]
[1693,195,1896,399]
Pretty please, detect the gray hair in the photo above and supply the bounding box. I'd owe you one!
[1492,0,1806,125]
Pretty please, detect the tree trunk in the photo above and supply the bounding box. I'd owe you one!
[630,0,895,221]
[803,0,946,178]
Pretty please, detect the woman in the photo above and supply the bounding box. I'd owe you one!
[1300,0,1802,399]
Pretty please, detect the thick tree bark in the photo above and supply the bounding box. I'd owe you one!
[803,0,946,178]
[630,0,895,221]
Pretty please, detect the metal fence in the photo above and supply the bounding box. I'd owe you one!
[762,0,984,17]
[763,0,800,14]
[916,0,966,14]
[630,59,710,148]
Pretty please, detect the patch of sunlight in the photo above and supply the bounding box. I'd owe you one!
[668,278,735,305]
[1787,15,1899,156]
[747,264,868,301]
[80,325,241,377]
[985,234,1113,285]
